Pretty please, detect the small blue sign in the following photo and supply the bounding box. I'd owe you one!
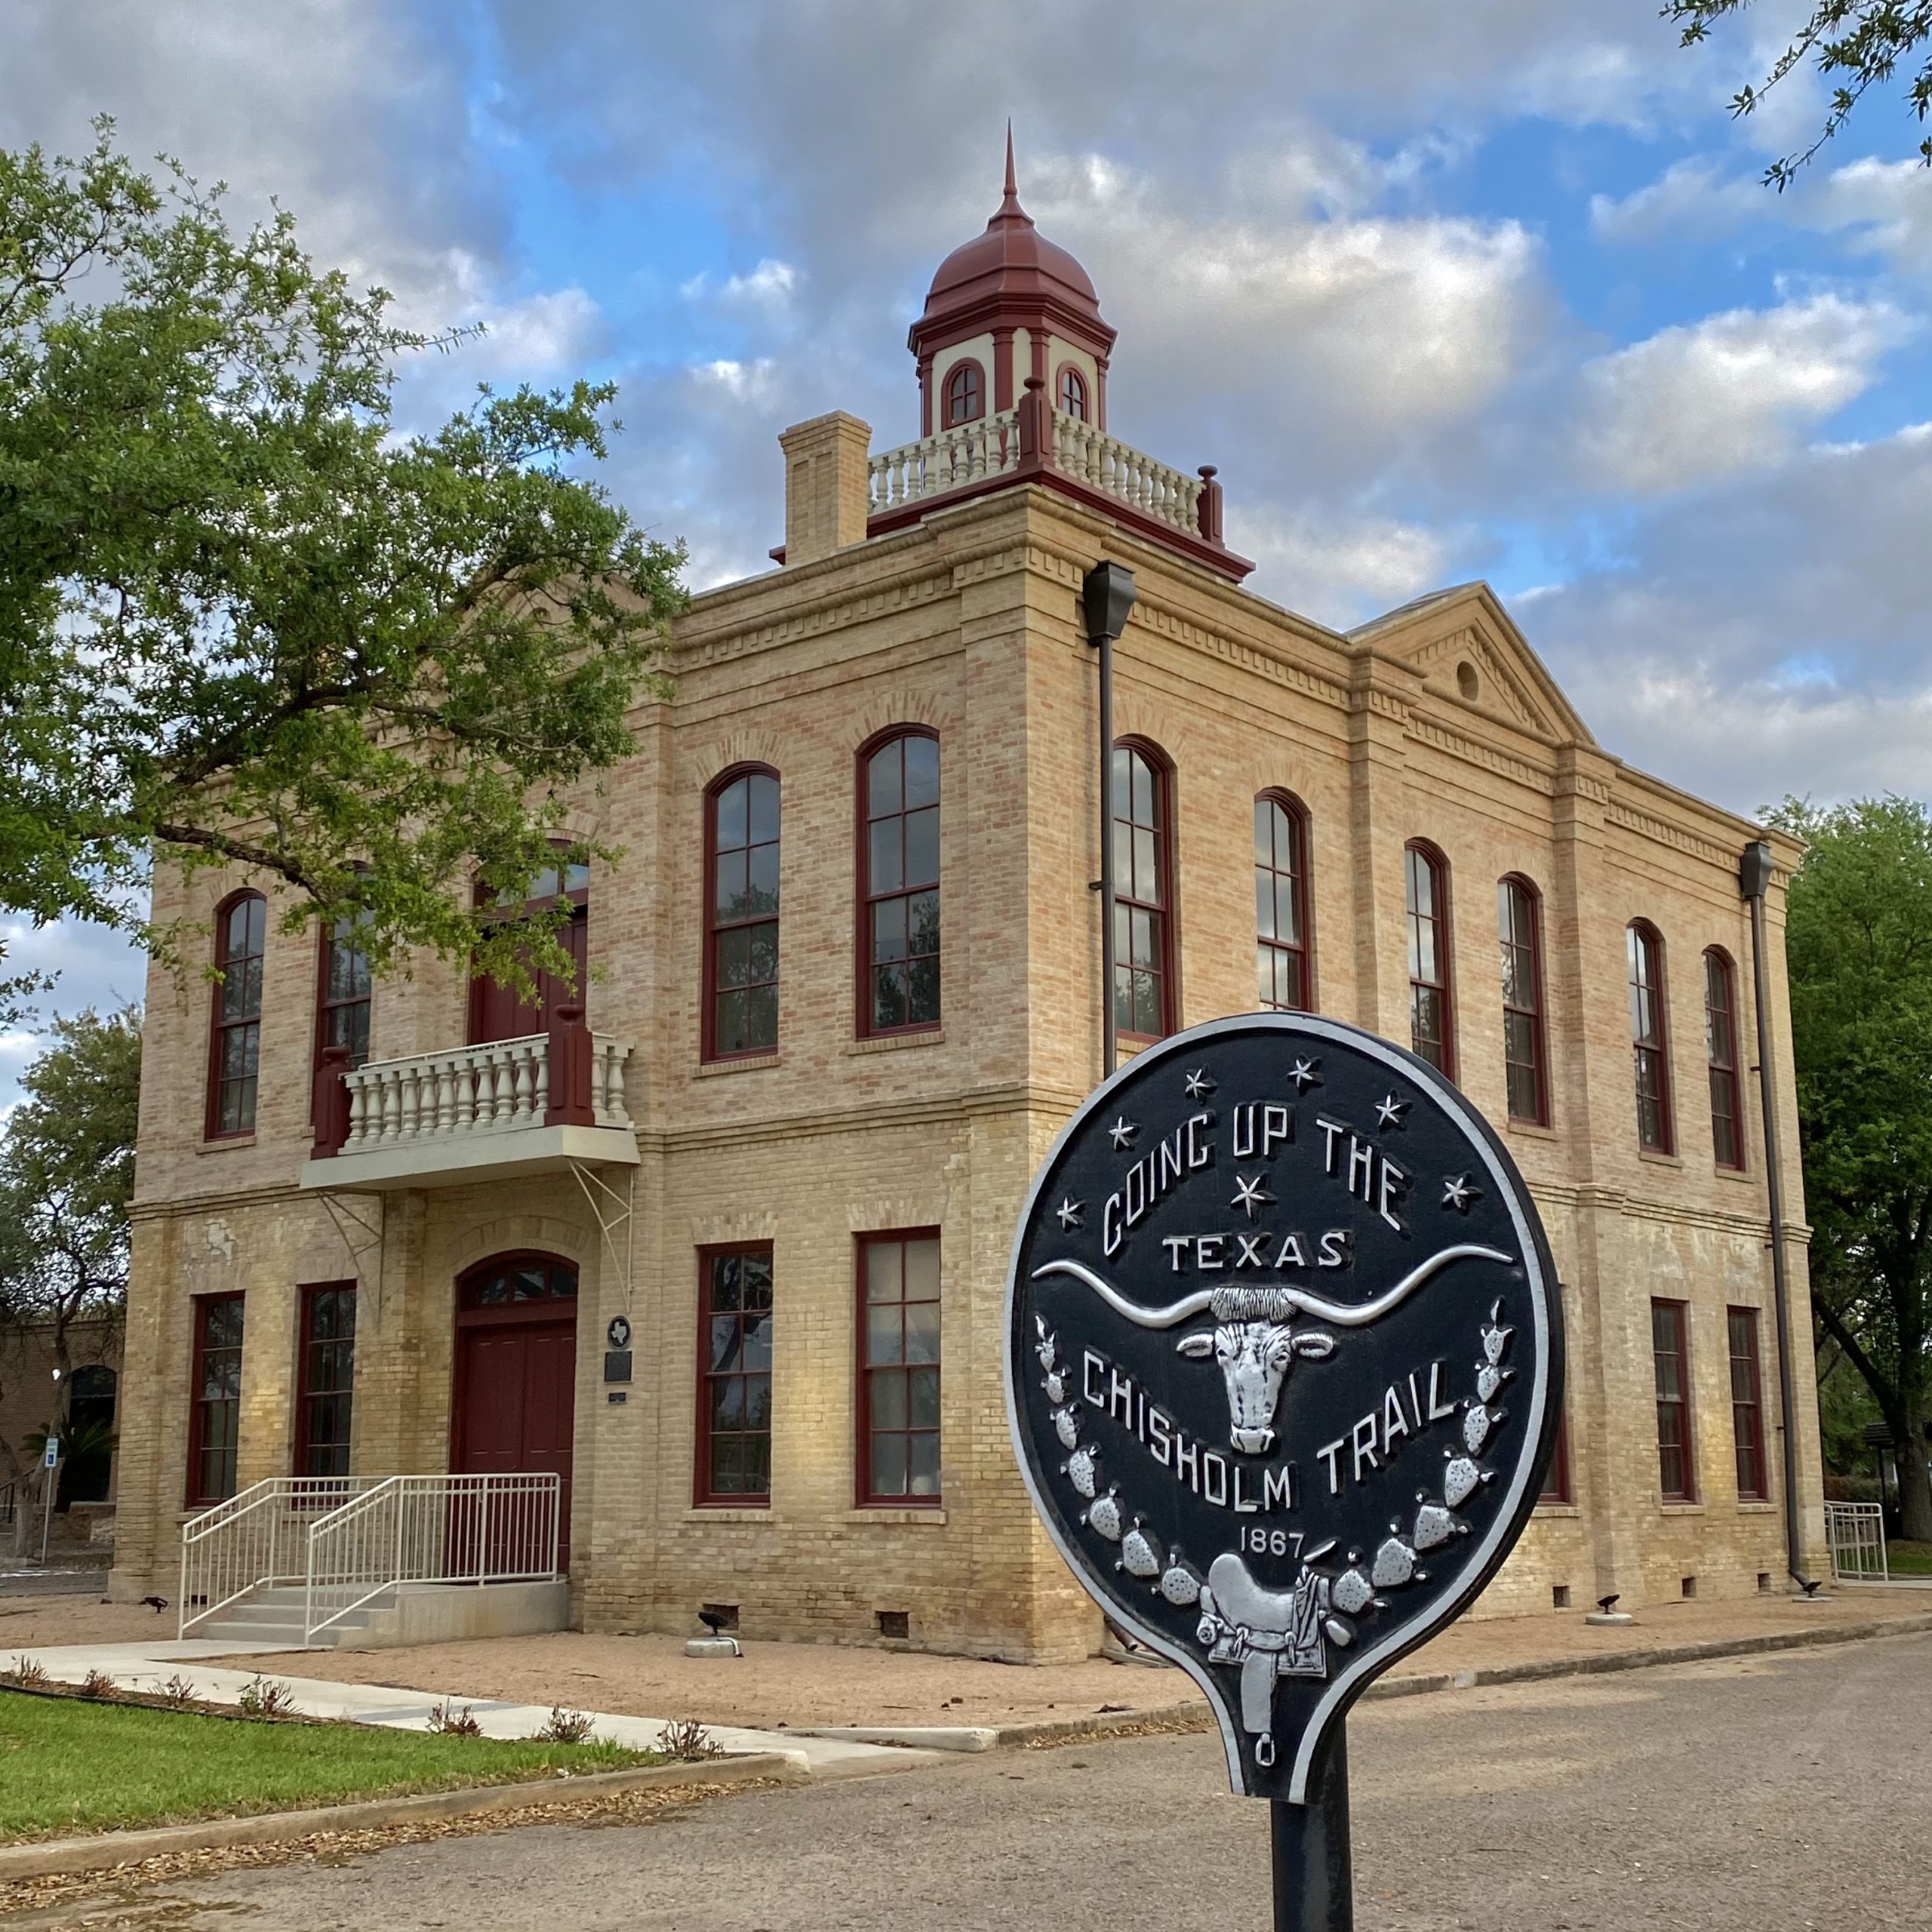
[42,1438,59,1469]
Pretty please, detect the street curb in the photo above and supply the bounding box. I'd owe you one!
[0,1752,799,1884]
[808,1610,1932,1755]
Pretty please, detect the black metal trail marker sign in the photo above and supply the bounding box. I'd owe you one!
[1004,1014,1562,1929]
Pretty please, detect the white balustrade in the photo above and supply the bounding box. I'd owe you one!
[178,1476,379,1638]
[868,409,1020,510]
[1050,413,1203,531]
[867,407,1204,535]
[339,1032,634,1149]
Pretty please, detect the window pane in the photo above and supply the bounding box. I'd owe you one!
[869,819,903,895]
[866,1241,903,1303]
[741,1254,773,1307]
[909,1432,940,1495]
[748,774,780,845]
[904,808,939,889]
[904,1298,940,1365]
[903,736,939,810]
[716,924,750,989]
[909,1365,940,1427]
[871,1429,908,1497]
[872,1368,907,1429]
[715,777,749,851]
[867,746,901,818]
[747,842,780,915]
[709,1254,741,1312]
[741,984,777,1052]
[710,1315,742,1374]
[715,989,749,1054]
[904,1238,940,1301]
[741,1314,773,1376]
[746,922,779,987]
[873,962,909,1031]
[872,897,907,964]
[714,851,749,922]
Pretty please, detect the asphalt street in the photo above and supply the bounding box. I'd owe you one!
[29,1630,1932,1930]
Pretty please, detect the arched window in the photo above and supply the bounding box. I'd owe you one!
[1254,792,1311,1011]
[1497,876,1548,1124]
[1628,921,1672,1153]
[1704,948,1744,1169]
[943,360,984,428]
[706,766,781,1058]
[1404,844,1453,1075]
[1057,365,1088,420]
[208,891,267,1137]
[315,909,372,1072]
[860,730,941,1035]
[1114,740,1175,1041]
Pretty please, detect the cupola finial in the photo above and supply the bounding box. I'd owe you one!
[1000,121,1022,217]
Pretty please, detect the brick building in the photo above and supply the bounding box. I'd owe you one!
[110,153,1825,1656]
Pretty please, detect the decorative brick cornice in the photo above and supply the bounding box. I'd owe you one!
[1408,715,1555,795]
[1604,800,1737,872]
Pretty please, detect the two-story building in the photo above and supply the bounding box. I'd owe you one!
[109,154,1825,1658]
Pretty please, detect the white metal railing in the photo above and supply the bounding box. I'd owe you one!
[868,408,1019,511]
[340,1032,633,1150]
[179,1476,378,1638]
[1826,1499,1889,1582]
[304,1473,561,1642]
[1050,413,1203,531]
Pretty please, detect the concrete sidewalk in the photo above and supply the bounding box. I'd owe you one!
[7,1638,927,1780]
[8,1586,1931,1746]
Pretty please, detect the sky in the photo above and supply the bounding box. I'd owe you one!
[4,0,1932,1103]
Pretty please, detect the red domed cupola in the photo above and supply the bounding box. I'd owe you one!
[909,130,1116,437]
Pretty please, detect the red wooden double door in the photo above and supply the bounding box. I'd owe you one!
[451,1254,579,1571]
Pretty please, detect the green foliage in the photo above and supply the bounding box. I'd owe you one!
[1664,2,1932,186]
[0,1690,654,1842]
[1771,794,1932,1537]
[0,120,685,992]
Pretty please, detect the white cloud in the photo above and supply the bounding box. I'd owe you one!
[1228,509,1454,628]
[1590,158,1764,243]
[684,260,802,312]
[1576,294,1916,494]
[1806,156,1932,277]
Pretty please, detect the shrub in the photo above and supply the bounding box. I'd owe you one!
[157,1673,198,1707]
[80,1670,120,1700]
[236,1676,298,1720]
[660,1717,723,1761]
[2,1657,49,1688]
[534,1706,596,1744]
[427,1700,482,1737]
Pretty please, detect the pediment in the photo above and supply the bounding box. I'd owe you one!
[1348,583,1595,749]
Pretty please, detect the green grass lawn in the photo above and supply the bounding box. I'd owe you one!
[0,1690,656,1843]
[1887,1540,1932,1576]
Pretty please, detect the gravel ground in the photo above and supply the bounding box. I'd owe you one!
[17,1629,1931,1930]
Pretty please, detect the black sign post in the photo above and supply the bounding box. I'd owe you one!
[1004,1014,1562,1929]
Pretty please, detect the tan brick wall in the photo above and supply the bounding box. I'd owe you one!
[112,478,1825,1650]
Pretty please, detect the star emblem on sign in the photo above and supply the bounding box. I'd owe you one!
[1182,1069,1215,1101]
[1108,1116,1139,1152]
[1055,1196,1084,1232]
[1374,1093,1410,1131]
[1231,1174,1274,1220]
[1287,1057,1321,1093]
[1441,1174,1481,1214]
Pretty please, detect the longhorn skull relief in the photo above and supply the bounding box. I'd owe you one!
[1033,1244,1514,1454]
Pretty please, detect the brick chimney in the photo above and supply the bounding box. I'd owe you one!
[777,412,872,565]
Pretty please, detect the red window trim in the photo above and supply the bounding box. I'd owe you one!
[311,911,372,1134]
[855,1229,943,1509]
[942,358,986,429]
[294,1281,357,1480]
[1114,736,1180,1044]
[854,725,942,1040]
[702,763,782,1063]
[186,1291,246,1508]
[1404,841,1455,1080]
[1054,361,1089,421]
[1727,1304,1768,1500]
[1629,920,1674,1155]
[452,1250,580,1330]
[1704,946,1746,1171]
[1254,789,1314,1013]
[205,889,267,1140]
[694,1242,774,1509]
[464,853,590,1045]
[1652,1296,1696,1503]
[1498,873,1549,1126]
[1538,1408,1574,1504]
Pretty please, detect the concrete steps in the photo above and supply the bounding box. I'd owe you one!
[190,1579,568,1651]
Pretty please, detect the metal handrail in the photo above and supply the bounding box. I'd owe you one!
[177,1476,375,1638]
[1825,1498,1889,1582]
[303,1472,561,1643]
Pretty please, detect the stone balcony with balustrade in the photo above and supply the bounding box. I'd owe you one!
[299,1004,638,1192]
[860,378,1253,582]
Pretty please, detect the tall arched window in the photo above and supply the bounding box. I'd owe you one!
[1114,740,1175,1041]
[1057,365,1088,420]
[208,891,267,1137]
[1497,876,1548,1124]
[1404,844,1453,1075]
[315,911,373,1071]
[1704,948,1743,1170]
[1628,921,1673,1153]
[1254,792,1311,1011]
[860,730,941,1035]
[943,361,984,428]
[706,766,781,1058]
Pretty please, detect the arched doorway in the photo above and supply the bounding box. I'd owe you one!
[451,1254,578,1570]
[59,1364,117,1508]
